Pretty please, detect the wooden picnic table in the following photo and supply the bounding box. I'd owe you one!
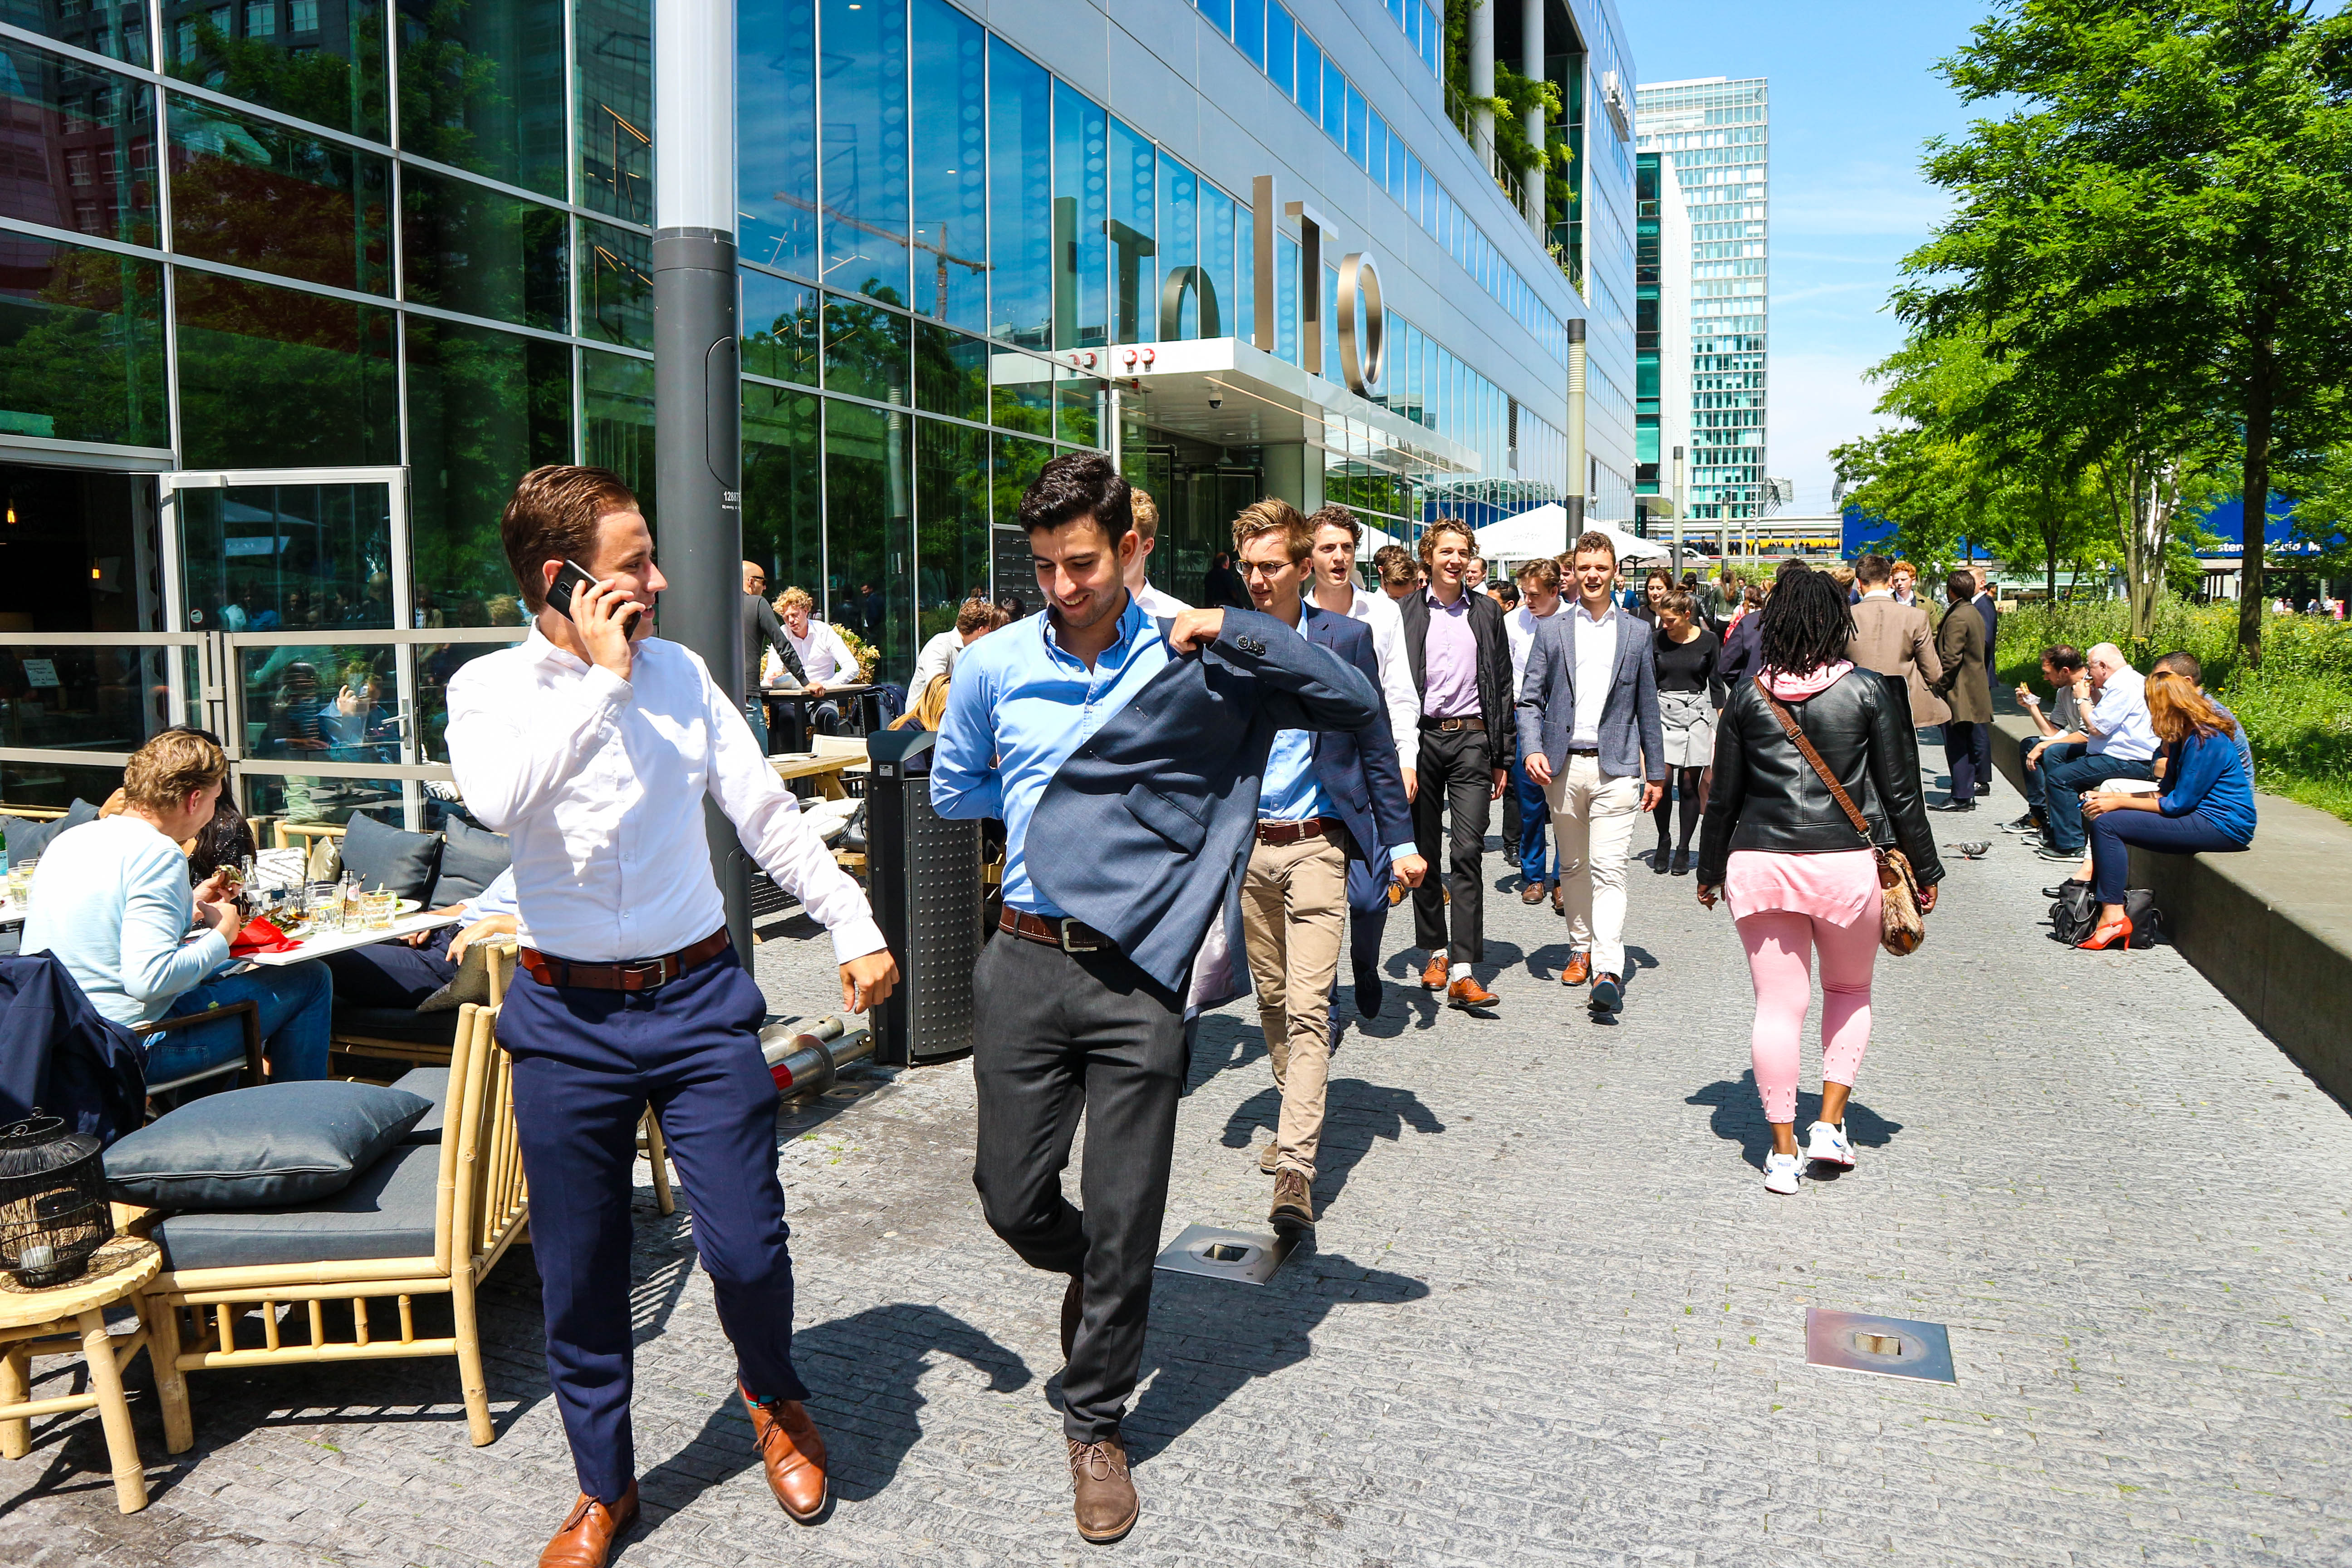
[769,751,863,801]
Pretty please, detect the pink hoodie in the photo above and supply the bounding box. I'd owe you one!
[1758,660,1853,701]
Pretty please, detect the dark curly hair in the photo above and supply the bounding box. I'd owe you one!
[1756,564,1857,676]
[1016,451,1132,544]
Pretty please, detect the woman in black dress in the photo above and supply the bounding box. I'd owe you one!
[1650,591,1725,874]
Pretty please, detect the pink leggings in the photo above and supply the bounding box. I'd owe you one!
[1736,908,1878,1124]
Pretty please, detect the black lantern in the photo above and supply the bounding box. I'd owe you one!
[0,1115,114,1289]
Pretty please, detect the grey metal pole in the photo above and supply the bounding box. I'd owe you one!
[1671,445,1685,578]
[654,0,753,961]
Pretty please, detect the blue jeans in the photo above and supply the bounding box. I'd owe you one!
[743,695,769,754]
[151,960,334,1085]
[2019,735,2057,815]
[2088,808,2244,904]
[1510,754,1556,884]
[2039,745,2161,854]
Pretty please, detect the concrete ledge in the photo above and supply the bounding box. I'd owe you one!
[1989,715,2352,1101]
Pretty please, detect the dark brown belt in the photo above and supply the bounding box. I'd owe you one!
[1565,746,1600,756]
[1254,816,1340,846]
[999,908,1116,954]
[518,927,733,992]
[1421,715,1483,733]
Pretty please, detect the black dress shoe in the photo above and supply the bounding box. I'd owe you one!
[1650,845,1672,873]
[1671,849,1692,875]
[1353,960,1383,1019]
[1929,798,1976,813]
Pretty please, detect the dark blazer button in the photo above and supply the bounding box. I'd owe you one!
[1237,635,1265,655]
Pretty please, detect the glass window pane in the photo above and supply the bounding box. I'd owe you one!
[1276,231,1297,363]
[1294,35,1319,120]
[1107,117,1153,344]
[822,400,912,681]
[822,292,911,405]
[986,36,1050,348]
[1199,0,1231,34]
[167,92,391,294]
[1233,0,1263,70]
[742,381,823,600]
[1264,4,1293,98]
[818,0,909,306]
[396,0,566,196]
[241,770,407,828]
[739,0,818,279]
[1321,58,1342,140]
[0,642,196,754]
[174,268,396,468]
[0,39,158,247]
[165,0,385,139]
[236,643,401,765]
[913,417,987,644]
[578,217,651,348]
[1051,80,1105,348]
[10,0,150,67]
[582,349,654,519]
[1054,368,1101,448]
[914,321,985,421]
[742,268,819,385]
[401,167,568,331]
[1156,155,1198,338]
[910,0,985,331]
[990,433,1053,612]
[990,348,1050,435]
[575,0,651,220]
[1346,82,1366,166]
[0,234,166,447]
[1365,108,1384,186]
[185,484,394,642]
[405,317,573,626]
[414,637,523,760]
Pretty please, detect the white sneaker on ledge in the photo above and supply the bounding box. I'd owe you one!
[1803,1120,1855,1168]
[1763,1152,1802,1195]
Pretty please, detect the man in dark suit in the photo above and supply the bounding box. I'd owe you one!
[931,455,1377,1545]
[1228,500,1423,1230]
[1970,564,1999,789]
[1394,519,1511,1008]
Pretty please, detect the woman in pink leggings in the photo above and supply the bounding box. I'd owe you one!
[1693,566,1945,1193]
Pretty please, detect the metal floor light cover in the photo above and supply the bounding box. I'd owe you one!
[1805,1308,1958,1384]
[1152,1224,1303,1286]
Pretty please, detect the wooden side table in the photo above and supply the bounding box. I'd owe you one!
[0,1237,189,1513]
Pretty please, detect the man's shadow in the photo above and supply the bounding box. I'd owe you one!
[1685,1071,1905,1173]
[1216,1077,1445,1213]
[633,1303,1029,1521]
[1119,1251,1430,1464]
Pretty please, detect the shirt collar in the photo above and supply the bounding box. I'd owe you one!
[1575,599,1618,626]
[1424,585,1470,612]
[525,623,591,675]
[1040,590,1149,669]
[1862,588,1893,599]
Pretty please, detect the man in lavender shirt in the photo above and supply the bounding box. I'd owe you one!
[1393,521,1512,1008]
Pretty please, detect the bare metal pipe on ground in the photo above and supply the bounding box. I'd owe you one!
[759,1016,872,1099]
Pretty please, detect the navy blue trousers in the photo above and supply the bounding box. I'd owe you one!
[2088,808,2244,905]
[501,945,806,1504]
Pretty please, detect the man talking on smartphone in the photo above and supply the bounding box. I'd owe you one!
[446,466,898,1568]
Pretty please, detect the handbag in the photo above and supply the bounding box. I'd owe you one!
[1753,677,1926,956]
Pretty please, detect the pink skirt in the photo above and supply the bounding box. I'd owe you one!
[1725,848,1879,926]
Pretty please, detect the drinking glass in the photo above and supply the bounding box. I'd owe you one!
[365,888,397,930]
[338,882,365,933]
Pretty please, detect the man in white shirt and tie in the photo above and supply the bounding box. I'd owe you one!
[446,466,899,1568]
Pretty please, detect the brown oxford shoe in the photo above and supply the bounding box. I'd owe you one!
[1068,1431,1140,1543]
[1519,879,1550,904]
[742,1387,829,1523]
[1561,951,1591,986]
[1552,883,1564,915]
[1270,1168,1315,1227]
[539,1484,637,1568]
[1446,975,1500,1009]
[1060,1272,1083,1361]
[1420,952,1450,990]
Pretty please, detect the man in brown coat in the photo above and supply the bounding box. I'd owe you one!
[1846,554,1946,729]
[1928,567,1992,811]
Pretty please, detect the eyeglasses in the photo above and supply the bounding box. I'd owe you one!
[1236,560,1289,579]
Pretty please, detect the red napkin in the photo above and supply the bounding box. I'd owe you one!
[229,916,301,956]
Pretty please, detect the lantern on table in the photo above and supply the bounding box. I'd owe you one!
[0,1114,114,1289]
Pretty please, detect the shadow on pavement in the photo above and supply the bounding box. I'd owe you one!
[1213,1078,1446,1216]
[1686,1072,1904,1171]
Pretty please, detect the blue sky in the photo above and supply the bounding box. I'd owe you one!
[1621,0,1993,514]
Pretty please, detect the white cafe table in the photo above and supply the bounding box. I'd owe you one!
[240,910,459,966]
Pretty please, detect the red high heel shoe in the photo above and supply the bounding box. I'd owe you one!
[2077,912,2133,951]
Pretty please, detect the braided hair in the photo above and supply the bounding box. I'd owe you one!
[1755,564,1857,676]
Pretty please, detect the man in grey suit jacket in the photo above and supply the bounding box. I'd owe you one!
[1516,530,1665,1015]
[930,455,1377,1545]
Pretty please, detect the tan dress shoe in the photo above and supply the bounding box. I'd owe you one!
[1446,975,1500,1008]
[1069,1432,1139,1543]
[1270,1168,1315,1226]
[1421,952,1450,989]
[1259,1141,1281,1174]
[1519,879,1549,904]
[1561,951,1591,986]
[742,1389,829,1522]
[539,1484,637,1568]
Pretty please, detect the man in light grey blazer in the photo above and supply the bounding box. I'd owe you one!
[1516,530,1665,1015]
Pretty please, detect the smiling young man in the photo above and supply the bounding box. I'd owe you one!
[445,466,899,1568]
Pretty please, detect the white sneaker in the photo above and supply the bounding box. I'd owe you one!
[1803,1120,1855,1168]
[1763,1152,1802,1195]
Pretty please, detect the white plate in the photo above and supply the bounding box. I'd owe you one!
[395,898,423,915]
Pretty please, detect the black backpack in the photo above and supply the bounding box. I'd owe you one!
[2049,882,2160,948]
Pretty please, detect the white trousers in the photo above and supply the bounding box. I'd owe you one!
[1545,753,1644,979]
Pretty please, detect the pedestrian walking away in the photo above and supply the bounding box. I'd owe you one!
[1694,567,1943,1195]
[445,466,901,1568]
[1649,590,1725,877]
[930,454,1379,1545]
[1928,568,1992,810]
[1845,553,1945,734]
[1515,529,1666,1015]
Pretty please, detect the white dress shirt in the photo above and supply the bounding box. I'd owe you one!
[911,628,963,694]
[2083,664,2160,762]
[446,628,885,964]
[1316,585,1419,774]
[1506,602,1561,700]
[1132,581,1191,619]
[1570,600,1623,749]
[782,618,858,685]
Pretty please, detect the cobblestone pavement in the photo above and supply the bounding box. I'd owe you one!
[3,752,2348,1566]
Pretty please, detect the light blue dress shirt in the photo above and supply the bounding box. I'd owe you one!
[1259,618,1337,823]
[931,593,1171,916]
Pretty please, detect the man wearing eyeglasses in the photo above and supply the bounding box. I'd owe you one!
[740,561,805,754]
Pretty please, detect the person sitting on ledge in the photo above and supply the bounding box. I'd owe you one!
[2073,668,2256,951]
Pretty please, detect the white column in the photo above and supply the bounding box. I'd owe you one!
[1521,0,1545,225]
[1470,0,1495,157]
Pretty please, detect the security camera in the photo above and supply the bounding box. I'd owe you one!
[1208,394,1223,410]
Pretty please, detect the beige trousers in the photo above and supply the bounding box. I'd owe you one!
[1240,830,1348,1179]
[1546,752,1644,979]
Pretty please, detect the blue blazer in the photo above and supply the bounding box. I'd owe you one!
[1029,607,1382,994]
[1297,604,1413,871]
[1514,609,1666,782]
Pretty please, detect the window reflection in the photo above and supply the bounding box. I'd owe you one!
[167,92,391,294]
[182,484,394,636]
[413,638,517,761]
[1157,154,1197,340]
[161,0,386,140]
[0,38,157,247]
[578,217,651,349]
[174,269,397,469]
[395,0,565,196]
[238,644,399,764]
[742,269,819,386]
[575,0,650,223]
[0,642,197,754]
[582,349,654,521]
[913,322,985,422]
[743,382,823,604]
[989,348,1049,436]
[822,400,912,681]
[817,0,908,305]
[913,417,987,642]
[909,0,984,332]
[985,36,1049,349]
[241,770,404,828]
[822,292,909,406]
[402,166,568,332]
[1107,118,1153,345]
[1051,81,1104,349]
[739,0,817,280]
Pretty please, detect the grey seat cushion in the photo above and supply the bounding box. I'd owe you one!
[106,1082,430,1208]
[5,799,102,866]
[427,814,510,906]
[150,1141,444,1271]
[389,1067,449,1144]
[342,812,443,901]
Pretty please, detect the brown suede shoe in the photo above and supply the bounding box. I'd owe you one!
[1519,879,1550,904]
[1552,883,1564,915]
[1259,1141,1281,1174]
[1446,975,1499,1008]
[1420,952,1450,990]
[539,1484,637,1568]
[1068,1432,1139,1543]
[1270,1168,1315,1227]
[1060,1273,1082,1361]
[742,1387,829,1523]
[1562,951,1591,986]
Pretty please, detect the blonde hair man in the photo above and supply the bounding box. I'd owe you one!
[1124,488,1191,617]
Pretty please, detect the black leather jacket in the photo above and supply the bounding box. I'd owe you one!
[1696,668,1944,888]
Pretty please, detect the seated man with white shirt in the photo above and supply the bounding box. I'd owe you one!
[772,586,860,734]
[2032,642,2161,862]
[319,865,519,1008]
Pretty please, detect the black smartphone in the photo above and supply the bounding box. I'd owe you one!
[548,559,642,630]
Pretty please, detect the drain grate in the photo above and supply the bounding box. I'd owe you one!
[1151,1223,1302,1286]
[1805,1308,1957,1384]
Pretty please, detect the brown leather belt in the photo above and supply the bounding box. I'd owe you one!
[999,908,1116,954]
[1254,816,1340,846]
[1565,746,1601,757]
[518,928,733,992]
[1421,715,1483,732]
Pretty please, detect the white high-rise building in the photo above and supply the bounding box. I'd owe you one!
[1634,76,1768,524]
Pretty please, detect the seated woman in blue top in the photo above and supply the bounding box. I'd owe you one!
[2075,669,2257,951]
[20,728,334,1083]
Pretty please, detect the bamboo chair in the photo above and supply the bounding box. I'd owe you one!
[139,1001,528,1448]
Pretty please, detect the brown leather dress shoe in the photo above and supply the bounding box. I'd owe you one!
[1259,1141,1281,1174]
[1561,951,1591,986]
[1269,1168,1315,1226]
[1421,952,1450,989]
[1060,1273,1083,1361]
[539,1484,637,1568]
[1551,883,1564,915]
[1519,879,1549,904]
[742,1388,829,1523]
[1068,1432,1139,1543]
[1446,975,1499,1008]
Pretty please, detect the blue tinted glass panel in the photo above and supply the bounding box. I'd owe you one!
[1232,0,1263,69]
[741,268,819,385]
[0,233,166,447]
[1233,195,1253,344]
[1321,59,1342,139]
[1051,80,1106,348]
[1294,36,1319,119]
[397,0,564,195]
[987,38,1051,347]
[577,0,651,221]
[1204,182,1236,343]
[1264,4,1293,97]
[1321,262,1338,382]
[1345,83,1366,166]
[1107,117,1153,344]
[1198,0,1231,34]
[1275,232,1297,364]
[740,0,818,279]
[1364,108,1384,185]
[1157,155,1198,338]
[1388,125,1406,201]
[910,0,985,331]
[819,0,909,305]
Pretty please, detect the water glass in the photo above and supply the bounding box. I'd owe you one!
[365,888,397,930]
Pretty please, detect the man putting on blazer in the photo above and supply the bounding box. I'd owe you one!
[931,454,1378,1544]
[1517,529,1665,1015]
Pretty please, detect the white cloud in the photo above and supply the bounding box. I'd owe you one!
[1767,351,1902,513]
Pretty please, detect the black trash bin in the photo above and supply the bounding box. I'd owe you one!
[862,728,980,1066]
